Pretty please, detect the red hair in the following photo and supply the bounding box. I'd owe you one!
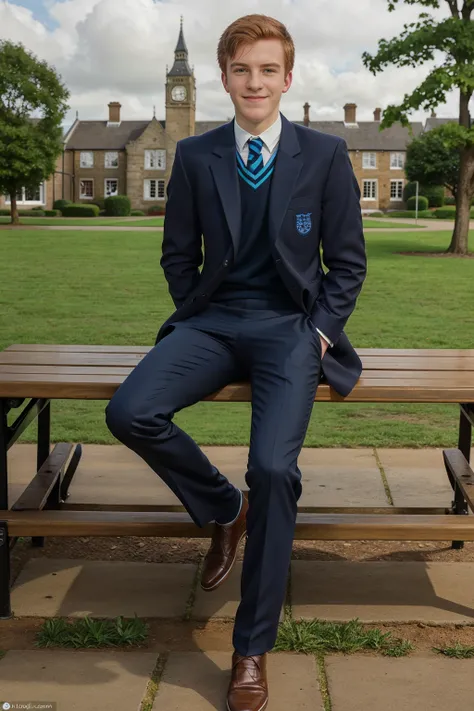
[217,14,295,77]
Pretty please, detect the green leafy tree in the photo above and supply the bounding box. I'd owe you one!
[362,0,474,254]
[0,41,69,224]
[405,123,464,197]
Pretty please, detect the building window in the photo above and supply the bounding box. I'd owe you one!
[80,151,94,168]
[390,180,404,201]
[145,150,166,170]
[362,152,377,169]
[4,183,45,204]
[390,152,405,169]
[363,180,377,200]
[144,179,165,200]
[80,179,94,199]
[105,179,119,197]
[105,151,119,168]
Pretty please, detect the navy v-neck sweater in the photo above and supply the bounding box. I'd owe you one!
[210,149,295,307]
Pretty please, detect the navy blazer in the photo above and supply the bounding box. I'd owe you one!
[156,112,367,397]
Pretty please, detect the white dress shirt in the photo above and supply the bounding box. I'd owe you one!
[233,114,332,347]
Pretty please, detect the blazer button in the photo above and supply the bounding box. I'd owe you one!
[223,259,229,267]
[201,293,207,298]
[275,258,281,264]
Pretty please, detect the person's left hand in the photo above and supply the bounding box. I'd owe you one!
[320,337,329,359]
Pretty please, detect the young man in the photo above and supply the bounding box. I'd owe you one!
[106,13,366,711]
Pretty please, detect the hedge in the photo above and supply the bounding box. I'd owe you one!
[104,195,131,216]
[0,209,46,217]
[61,204,100,217]
[147,204,166,215]
[407,195,429,211]
[53,199,72,211]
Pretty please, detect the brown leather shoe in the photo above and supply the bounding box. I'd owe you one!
[200,490,248,592]
[227,652,268,711]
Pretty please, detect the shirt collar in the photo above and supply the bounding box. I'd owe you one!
[234,112,282,154]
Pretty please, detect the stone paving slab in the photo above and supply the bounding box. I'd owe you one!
[11,559,196,618]
[291,561,474,623]
[0,650,157,711]
[152,651,322,711]
[8,444,388,507]
[326,654,474,711]
[377,448,453,507]
[192,562,284,622]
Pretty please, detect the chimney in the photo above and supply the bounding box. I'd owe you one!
[344,103,357,124]
[374,107,381,122]
[431,109,437,118]
[108,102,121,123]
[303,102,310,127]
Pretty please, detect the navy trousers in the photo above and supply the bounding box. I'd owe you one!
[105,298,322,656]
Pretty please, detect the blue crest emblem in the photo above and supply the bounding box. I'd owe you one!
[296,212,312,236]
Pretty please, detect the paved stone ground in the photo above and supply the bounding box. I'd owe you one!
[2,444,474,710]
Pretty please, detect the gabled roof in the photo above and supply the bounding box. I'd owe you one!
[65,120,165,150]
[63,116,424,152]
[195,119,423,150]
[424,117,458,131]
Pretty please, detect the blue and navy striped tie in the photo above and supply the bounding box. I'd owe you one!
[236,136,277,190]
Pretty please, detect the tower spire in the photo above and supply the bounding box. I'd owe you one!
[168,16,192,77]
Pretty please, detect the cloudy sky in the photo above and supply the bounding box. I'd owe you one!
[0,0,469,129]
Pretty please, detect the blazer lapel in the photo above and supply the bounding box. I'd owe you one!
[268,113,303,245]
[208,113,303,256]
[209,119,242,257]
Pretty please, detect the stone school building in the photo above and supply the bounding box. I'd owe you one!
[0,21,453,214]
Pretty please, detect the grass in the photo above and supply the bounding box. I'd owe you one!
[433,643,474,659]
[0,216,165,227]
[35,615,148,648]
[274,618,414,656]
[363,219,424,229]
[1,226,473,447]
[0,216,418,229]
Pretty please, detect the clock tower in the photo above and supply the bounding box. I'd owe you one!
[165,16,196,144]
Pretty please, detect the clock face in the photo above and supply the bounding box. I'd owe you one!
[171,86,187,102]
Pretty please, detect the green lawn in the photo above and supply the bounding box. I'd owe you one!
[0,216,165,227]
[1,228,473,448]
[363,219,423,229]
[0,216,417,229]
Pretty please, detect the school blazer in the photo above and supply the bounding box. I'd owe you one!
[155,111,367,397]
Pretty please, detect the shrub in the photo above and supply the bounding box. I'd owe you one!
[44,210,61,217]
[53,199,72,211]
[420,185,445,208]
[61,203,100,217]
[407,195,429,211]
[444,196,456,205]
[147,204,166,215]
[31,205,44,211]
[385,210,434,218]
[19,209,46,216]
[130,209,146,216]
[433,207,474,219]
[91,197,105,211]
[104,195,131,216]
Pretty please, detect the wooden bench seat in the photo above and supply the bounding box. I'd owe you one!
[1,343,473,619]
[2,509,474,540]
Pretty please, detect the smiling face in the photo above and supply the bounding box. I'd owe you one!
[221,38,292,134]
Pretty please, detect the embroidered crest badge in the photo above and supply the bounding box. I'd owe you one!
[296,212,312,236]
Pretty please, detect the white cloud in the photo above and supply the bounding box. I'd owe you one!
[0,0,469,125]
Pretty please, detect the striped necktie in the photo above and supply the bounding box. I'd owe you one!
[236,136,277,190]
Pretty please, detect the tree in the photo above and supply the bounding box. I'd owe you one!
[405,123,465,198]
[362,0,474,255]
[0,41,69,225]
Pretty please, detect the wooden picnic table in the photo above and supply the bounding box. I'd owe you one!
[1,344,473,620]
